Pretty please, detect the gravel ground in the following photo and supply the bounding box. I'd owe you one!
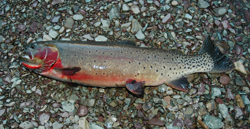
[0,0,250,128]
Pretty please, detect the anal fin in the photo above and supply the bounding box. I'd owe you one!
[54,67,81,76]
[166,77,189,92]
[126,80,145,95]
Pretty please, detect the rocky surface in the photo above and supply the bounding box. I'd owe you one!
[0,0,250,128]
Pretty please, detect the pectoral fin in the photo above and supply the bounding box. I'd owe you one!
[126,80,145,95]
[54,67,81,76]
[166,77,189,92]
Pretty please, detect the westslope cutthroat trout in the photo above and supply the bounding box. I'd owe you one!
[20,36,234,95]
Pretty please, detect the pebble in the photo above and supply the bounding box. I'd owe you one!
[166,123,181,129]
[221,20,231,29]
[236,94,245,108]
[49,29,59,38]
[135,30,145,40]
[234,61,248,74]
[171,0,178,6]
[19,121,34,129]
[148,118,164,126]
[52,122,63,129]
[30,21,37,32]
[162,13,171,23]
[218,104,229,118]
[213,6,228,16]
[241,95,250,105]
[109,6,119,20]
[198,0,210,8]
[101,19,110,30]
[184,107,193,118]
[173,118,184,127]
[122,4,130,11]
[131,5,140,14]
[83,34,94,40]
[95,35,108,41]
[219,75,231,85]
[61,101,74,112]
[158,84,168,92]
[79,117,90,129]
[51,15,61,23]
[38,113,50,125]
[211,87,221,99]
[185,14,192,19]
[52,0,64,5]
[203,115,224,128]
[131,19,142,34]
[64,17,74,29]
[18,24,26,32]
[0,109,5,116]
[73,14,84,21]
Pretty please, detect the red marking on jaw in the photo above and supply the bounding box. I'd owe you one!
[22,62,42,69]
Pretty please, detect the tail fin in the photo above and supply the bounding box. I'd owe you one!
[199,35,234,73]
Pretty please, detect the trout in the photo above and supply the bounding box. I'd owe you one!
[19,36,234,95]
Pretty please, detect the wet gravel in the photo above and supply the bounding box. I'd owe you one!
[0,0,250,128]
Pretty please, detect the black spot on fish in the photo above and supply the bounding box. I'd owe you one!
[139,62,140,65]
[163,66,165,69]
[150,66,153,68]
[89,51,91,53]
[121,51,123,53]
[81,57,83,59]
[130,52,132,54]
[103,73,105,75]
[111,53,113,55]
[94,60,96,62]
[75,54,76,56]
[148,56,150,59]
[174,68,176,70]
[169,68,171,70]
[154,55,156,58]
[161,73,163,75]
[129,61,131,64]
[96,73,97,75]
[156,70,158,72]
[103,52,104,54]
[96,50,97,52]
[164,58,166,60]
[104,61,106,63]
[180,67,181,69]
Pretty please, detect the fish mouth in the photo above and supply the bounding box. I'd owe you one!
[19,50,42,69]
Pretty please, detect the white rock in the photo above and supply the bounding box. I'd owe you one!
[38,126,45,129]
[135,30,145,40]
[73,14,84,21]
[121,22,131,29]
[49,29,59,38]
[94,21,101,27]
[198,0,210,8]
[79,117,90,129]
[83,34,94,40]
[185,13,192,19]
[19,121,34,129]
[131,19,142,33]
[122,4,130,11]
[101,19,110,30]
[95,35,108,41]
[59,26,65,33]
[131,5,140,14]
[61,101,74,112]
[43,33,52,41]
[53,122,63,129]
[90,122,104,129]
[234,61,248,74]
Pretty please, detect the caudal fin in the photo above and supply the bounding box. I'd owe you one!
[199,35,234,73]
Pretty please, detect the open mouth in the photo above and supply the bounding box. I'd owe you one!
[19,51,42,69]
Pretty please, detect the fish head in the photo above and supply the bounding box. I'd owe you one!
[20,43,59,73]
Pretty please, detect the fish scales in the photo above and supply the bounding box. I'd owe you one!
[20,36,234,93]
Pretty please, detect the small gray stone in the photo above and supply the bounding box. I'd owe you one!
[131,19,142,33]
[49,29,59,38]
[73,14,84,21]
[52,122,63,129]
[61,101,74,112]
[241,95,250,105]
[122,4,130,11]
[184,13,192,19]
[108,6,120,20]
[203,115,224,128]
[90,122,104,129]
[64,17,74,29]
[198,0,210,8]
[0,35,3,42]
[95,35,108,41]
[85,0,91,3]
[211,87,221,99]
[218,104,229,118]
[19,121,34,129]
[158,84,168,93]
[131,5,140,14]
[135,30,145,40]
